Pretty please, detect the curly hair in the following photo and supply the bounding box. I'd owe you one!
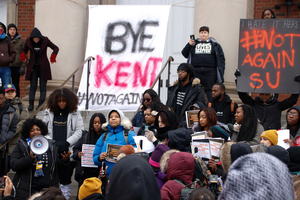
[87,113,107,144]
[141,89,162,110]
[47,88,78,114]
[21,118,48,138]
[236,104,258,142]
[197,107,218,131]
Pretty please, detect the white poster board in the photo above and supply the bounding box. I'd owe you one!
[81,144,98,168]
[77,5,170,111]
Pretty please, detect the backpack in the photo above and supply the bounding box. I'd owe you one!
[208,101,235,113]
[102,129,129,144]
[173,179,199,200]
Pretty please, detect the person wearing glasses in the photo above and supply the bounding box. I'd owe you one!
[283,106,300,147]
[166,63,206,123]
[131,89,163,128]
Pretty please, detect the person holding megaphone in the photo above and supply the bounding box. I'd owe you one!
[10,118,68,200]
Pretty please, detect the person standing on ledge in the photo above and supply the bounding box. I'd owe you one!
[20,27,59,110]
[182,26,225,102]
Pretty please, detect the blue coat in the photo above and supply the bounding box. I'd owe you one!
[93,124,136,176]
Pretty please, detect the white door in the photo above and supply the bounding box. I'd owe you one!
[0,0,7,26]
[116,0,195,104]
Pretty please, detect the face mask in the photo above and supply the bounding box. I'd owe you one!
[0,29,4,35]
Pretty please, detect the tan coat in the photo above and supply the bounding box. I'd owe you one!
[9,34,26,68]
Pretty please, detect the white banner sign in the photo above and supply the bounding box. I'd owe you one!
[77,5,170,111]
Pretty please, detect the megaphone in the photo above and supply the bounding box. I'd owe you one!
[30,135,49,155]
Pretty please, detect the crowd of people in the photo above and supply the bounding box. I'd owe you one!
[0,8,299,200]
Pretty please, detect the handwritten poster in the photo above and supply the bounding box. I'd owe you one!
[77,5,170,111]
[237,19,300,93]
[82,144,98,168]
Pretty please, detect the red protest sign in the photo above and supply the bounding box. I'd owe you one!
[237,19,300,93]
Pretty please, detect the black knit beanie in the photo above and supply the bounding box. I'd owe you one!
[177,63,195,77]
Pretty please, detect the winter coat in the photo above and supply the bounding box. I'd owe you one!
[22,28,59,80]
[166,78,206,122]
[6,98,29,156]
[209,93,238,124]
[131,110,144,127]
[82,193,105,200]
[161,152,195,200]
[10,138,61,200]
[0,36,16,67]
[231,123,264,146]
[0,102,18,148]
[93,116,136,177]
[238,92,299,130]
[9,33,26,68]
[43,109,84,161]
[73,130,101,184]
[107,154,161,200]
[284,106,300,145]
[181,37,225,82]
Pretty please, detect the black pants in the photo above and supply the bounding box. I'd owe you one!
[10,67,20,97]
[29,67,47,105]
[194,67,217,102]
[58,161,77,185]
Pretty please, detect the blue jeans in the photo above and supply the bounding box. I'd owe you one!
[0,66,11,86]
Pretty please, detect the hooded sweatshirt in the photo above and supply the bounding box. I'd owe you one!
[30,28,43,67]
[285,106,300,145]
[93,108,136,176]
[218,153,294,200]
[154,109,179,142]
[107,154,161,200]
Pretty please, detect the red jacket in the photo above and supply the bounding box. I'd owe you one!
[161,152,195,200]
[22,29,59,81]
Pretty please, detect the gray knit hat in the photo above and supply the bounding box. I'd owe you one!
[218,153,294,200]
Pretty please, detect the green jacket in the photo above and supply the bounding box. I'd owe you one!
[9,34,26,68]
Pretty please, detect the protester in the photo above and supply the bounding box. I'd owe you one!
[93,108,136,177]
[166,63,206,122]
[287,146,300,173]
[20,27,59,110]
[237,91,299,130]
[0,86,18,176]
[231,104,263,145]
[43,88,84,199]
[188,188,215,200]
[11,118,66,200]
[4,84,29,160]
[132,89,163,128]
[260,129,278,147]
[219,141,237,174]
[168,127,192,152]
[29,187,66,200]
[0,175,14,200]
[283,106,300,147]
[78,177,104,200]
[181,26,225,102]
[0,22,16,86]
[161,152,197,200]
[73,113,106,195]
[138,102,167,136]
[193,107,217,133]
[145,109,179,146]
[209,83,237,124]
[149,144,170,189]
[218,153,294,200]
[107,154,161,200]
[266,145,290,165]
[262,8,276,19]
[7,23,26,97]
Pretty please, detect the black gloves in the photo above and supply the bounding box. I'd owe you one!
[234,69,241,78]
[295,75,300,82]
[19,66,25,76]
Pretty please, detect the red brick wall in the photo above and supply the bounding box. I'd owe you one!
[253,0,300,105]
[18,0,35,98]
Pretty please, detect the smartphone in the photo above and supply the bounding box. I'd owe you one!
[139,140,143,150]
[145,125,149,130]
[190,34,195,40]
[0,177,5,188]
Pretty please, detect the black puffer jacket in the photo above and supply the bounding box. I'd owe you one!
[238,92,299,130]
[11,138,62,200]
[166,78,206,122]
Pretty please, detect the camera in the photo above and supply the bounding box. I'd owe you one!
[207,175,220,198]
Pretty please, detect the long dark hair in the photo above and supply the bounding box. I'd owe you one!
[47,88,78,115]
[197,107,218,131]
[261,9,276,19]
[87,113,106,144]
[236,104,258,142]
[21,118,48,138]
[141,89,162,110]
